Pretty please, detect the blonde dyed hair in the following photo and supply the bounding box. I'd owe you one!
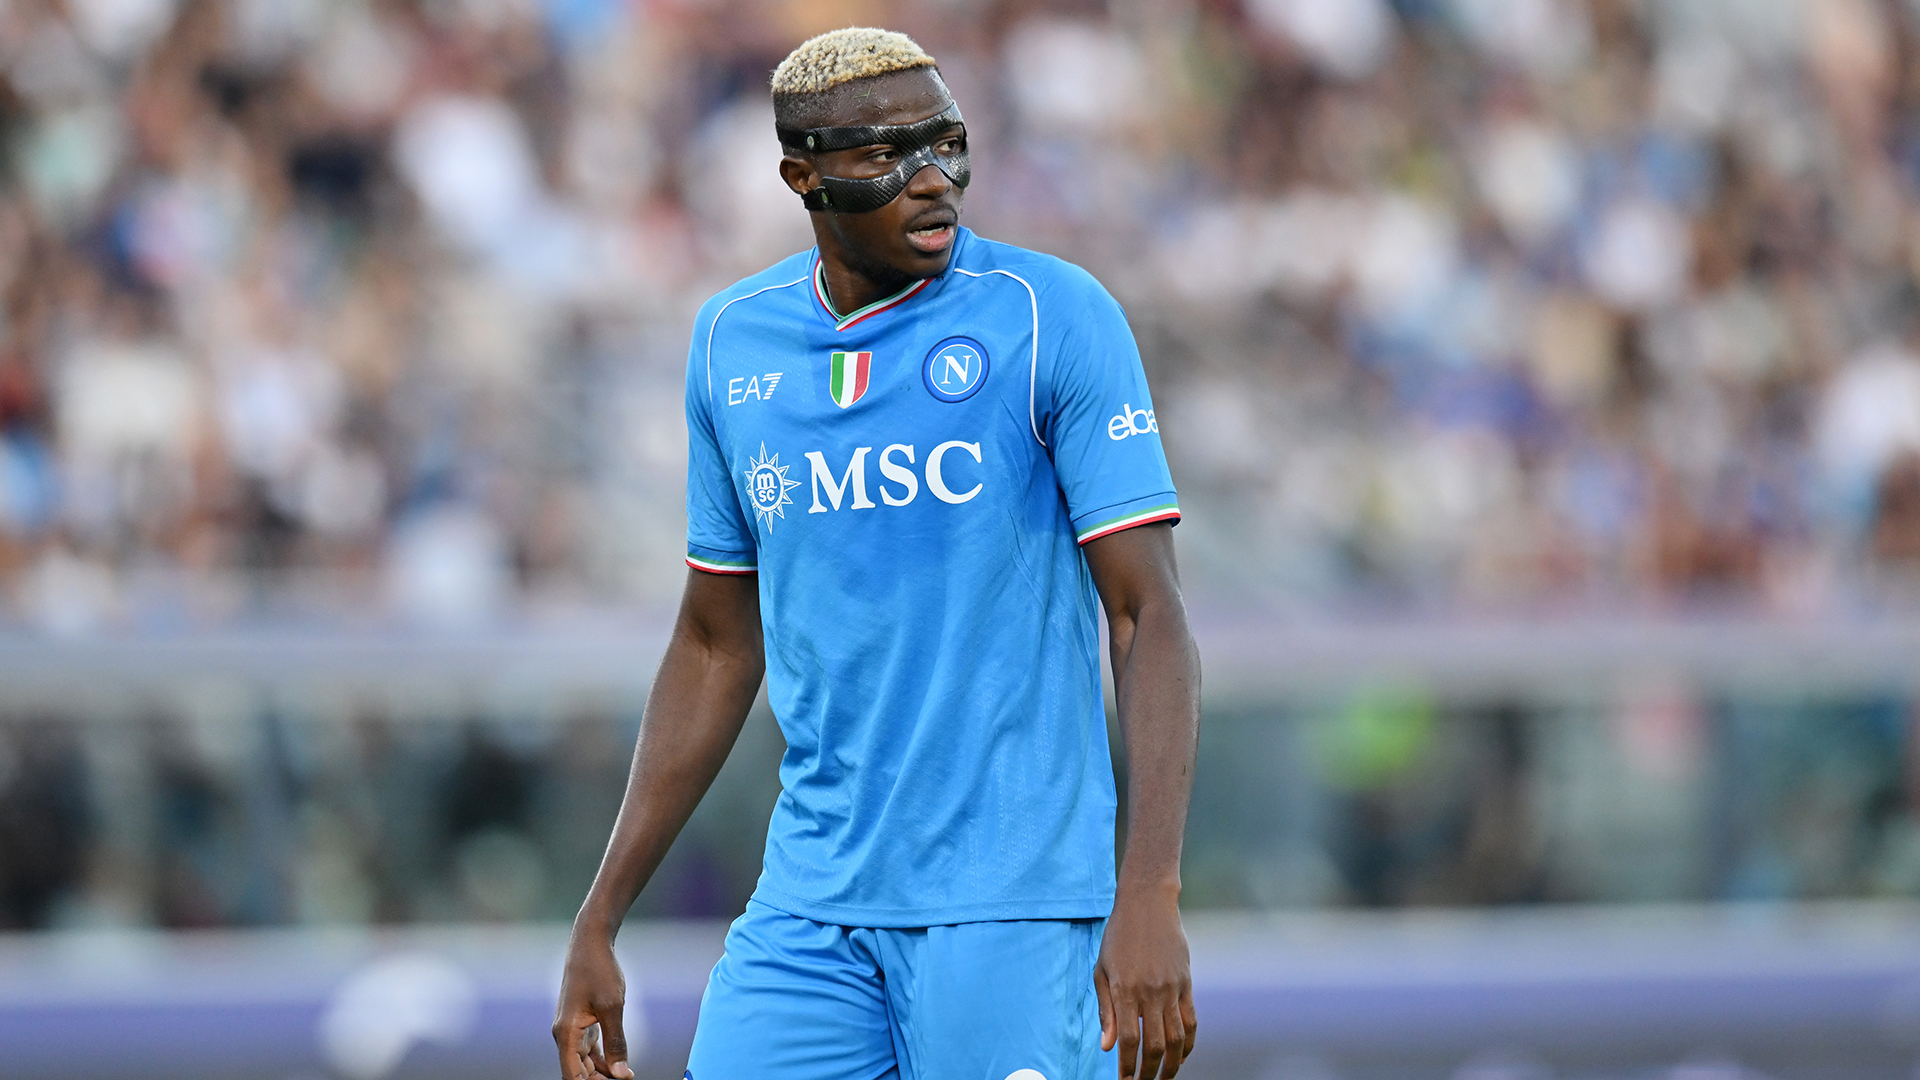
[770,27,937,96]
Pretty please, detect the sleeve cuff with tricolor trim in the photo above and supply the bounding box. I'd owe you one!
[686,542,757,575]
[1072,493,1182,545]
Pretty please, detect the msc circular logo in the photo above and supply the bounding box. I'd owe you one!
[922,336,990,403]
[751,468,782,509]
[742,443,799,530]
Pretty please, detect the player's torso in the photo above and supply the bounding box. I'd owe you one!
[707,264,1046,556]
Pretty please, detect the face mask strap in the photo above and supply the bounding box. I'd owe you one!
[777,102,964,155]
[780,103,970,214]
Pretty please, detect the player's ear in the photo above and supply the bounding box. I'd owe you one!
[779,154,817,197]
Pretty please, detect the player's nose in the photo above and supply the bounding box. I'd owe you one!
[905,162,953,197]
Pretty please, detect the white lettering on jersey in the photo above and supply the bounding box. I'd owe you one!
[877,444,918,506]
[729,372,784,405]
[806,447,875,512]
[926,440,983,504]
[791,442,984,512]
[1107,403,1158,440]
[940,351,971,390]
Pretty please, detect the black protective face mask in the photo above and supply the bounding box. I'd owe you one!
[777,102,970,214]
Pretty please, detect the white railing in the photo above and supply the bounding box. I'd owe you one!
[2,613,1917,698]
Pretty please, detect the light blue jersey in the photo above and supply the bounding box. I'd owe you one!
[684,228,1179,927]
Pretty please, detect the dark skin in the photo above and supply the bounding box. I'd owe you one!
[554,65,1201,1080]
[776,68,967,313]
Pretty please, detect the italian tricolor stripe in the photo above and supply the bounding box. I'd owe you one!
[829,351,871,408]
[686,554,756,575]
[813,259,930,331]
[1077,504,1181,545]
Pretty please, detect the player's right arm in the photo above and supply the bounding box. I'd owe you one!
[553,566,764,1080]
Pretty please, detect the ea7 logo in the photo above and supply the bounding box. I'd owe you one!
[1108,403,1158,440]
[728,373,783,405]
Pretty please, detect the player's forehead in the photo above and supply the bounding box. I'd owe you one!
[813,68,954,129]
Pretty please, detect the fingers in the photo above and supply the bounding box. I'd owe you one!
[552,1014,593,1080]
[1136,1004,1168,1080]
[1159,994,1188,1078]
[596,1002,635,1080]
[1179,982,1198,1060]
[586,1020,608,1077]
[1116,1003,1140,1080]
[1096,967,1117,1052]
[1105,981,1196,1080]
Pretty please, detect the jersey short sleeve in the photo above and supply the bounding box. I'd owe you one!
[1039,269,1180,544]
[685,302,757,575]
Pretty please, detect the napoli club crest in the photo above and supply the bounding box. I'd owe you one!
[922,337,989,403]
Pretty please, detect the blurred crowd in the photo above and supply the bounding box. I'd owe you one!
[3,0,1920,627]
[5,686,1914,928]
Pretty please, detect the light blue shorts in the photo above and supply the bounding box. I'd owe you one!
[685,899,1117,1080]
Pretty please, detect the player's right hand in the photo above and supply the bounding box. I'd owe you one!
[553,929,634,1080]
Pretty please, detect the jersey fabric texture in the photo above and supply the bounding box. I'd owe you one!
[686,900,1117,1080]
[684,227,1179,927]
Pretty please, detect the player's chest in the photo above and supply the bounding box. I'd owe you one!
[709,296,1031,446]
[710,294,1038,534]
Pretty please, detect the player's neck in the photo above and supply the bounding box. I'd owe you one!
[816,257,919,318]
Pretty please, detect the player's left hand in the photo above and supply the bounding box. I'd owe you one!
[1095,883,1197,1080]
[553,928,634,1080]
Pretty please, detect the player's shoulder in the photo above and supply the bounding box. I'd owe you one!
[953,231,1115,307]
[694,249,815,329]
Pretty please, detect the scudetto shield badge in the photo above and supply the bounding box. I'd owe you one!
[828,350,872,408]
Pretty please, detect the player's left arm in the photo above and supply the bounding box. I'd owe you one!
[1084,520,1200,1080]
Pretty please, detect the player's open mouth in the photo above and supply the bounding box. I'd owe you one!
[906,221,955,253]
